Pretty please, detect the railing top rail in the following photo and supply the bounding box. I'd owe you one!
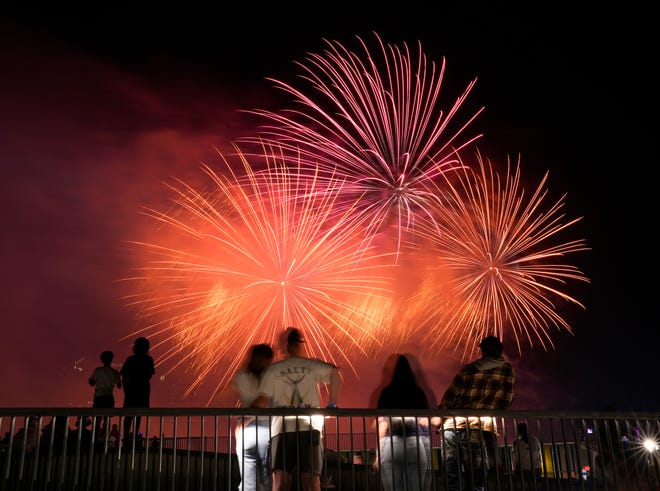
[1,407,659,419]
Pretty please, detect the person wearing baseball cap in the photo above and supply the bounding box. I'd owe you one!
[436,335,515,491]
[252,327,341,491]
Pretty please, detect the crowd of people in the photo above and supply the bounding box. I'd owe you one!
[3,330,520,491]
[226,328,517,491]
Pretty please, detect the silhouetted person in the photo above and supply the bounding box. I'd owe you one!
[12,416,40,454]
[68,416,93,454]
[40,416,69,455]
[120,337,155,444]
[89,350,122,407]
[231,343,275,491]
[435,336,515,491]
[108,423,120,448]
[375,353,432,491]
[88,350,121,436]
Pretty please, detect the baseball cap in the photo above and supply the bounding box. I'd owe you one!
[286,327,305,345]
[478,335,503,355]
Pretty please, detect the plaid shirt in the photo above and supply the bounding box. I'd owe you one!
[440,356,515,432]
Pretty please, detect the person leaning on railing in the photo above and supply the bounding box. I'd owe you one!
[251,327,342,491]
[231,343,275,491]
[432,336,516,491]
[375,354,433,491]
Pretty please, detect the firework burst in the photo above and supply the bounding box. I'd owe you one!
[123,32,592,400]
[403,152,590,359]
[123,144,398,404]
[240,33,483,256]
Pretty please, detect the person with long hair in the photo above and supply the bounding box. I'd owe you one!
[232,343,275,491]
[375,354,432,491]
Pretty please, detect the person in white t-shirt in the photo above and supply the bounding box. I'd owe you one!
[88,350,122,437]
[252,327,341,491]
[512,422,543,478]
[231,343,275,491]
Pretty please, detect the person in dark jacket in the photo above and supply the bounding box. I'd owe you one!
[120,337,155,444]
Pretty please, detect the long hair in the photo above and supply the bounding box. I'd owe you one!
[389,355,417,387]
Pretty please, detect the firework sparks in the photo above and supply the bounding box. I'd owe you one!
[123,144,398,404]
[405,152,590,359]
[240,33,484,256]
[123,32,592,400]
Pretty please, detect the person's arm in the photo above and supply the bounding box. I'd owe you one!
[495,363,516,409]
[88,376,96,387]
[250,394,269,408]
[439,368,466,409]
[373,416,390,471]
[376,417,390,439]
[327,366,341,407]
[419,389,431,428]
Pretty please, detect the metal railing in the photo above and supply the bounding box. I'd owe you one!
[1,408,659,490]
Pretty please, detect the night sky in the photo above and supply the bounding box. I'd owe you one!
[1,6,656,411]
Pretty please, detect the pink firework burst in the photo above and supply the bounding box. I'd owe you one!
[241,33,483,256]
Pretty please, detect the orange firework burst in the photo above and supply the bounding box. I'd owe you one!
[123,32,592,400]
[123,144,398,403]
[405,152,590,359]
[240,33,483,256]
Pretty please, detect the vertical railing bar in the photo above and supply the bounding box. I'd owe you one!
[212,414,218,491]
[141,415,151,491]
[113,415,123,491]
[29,415,44,491]
[83,415,96,491]
[154,415,163,491]
[43,416,56,490]
[16,416,28,485]
[55,415,71,491]
[198,415,204,491]
[170,416,177,491]
[557,417,575,490]
[184,416,191,491]
[231,414,236,491]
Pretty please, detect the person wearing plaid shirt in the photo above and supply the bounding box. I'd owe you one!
[438,336,515,491]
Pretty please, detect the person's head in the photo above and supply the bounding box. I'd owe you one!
[353,451,365,464]
[390,354,417,386]
[133,337,150,355]
[247,343,274,376]
[381,353,400,382]
[283,326,305,355]
[100,350,114,366]
[517,422,529,441]
[478,335,503,358]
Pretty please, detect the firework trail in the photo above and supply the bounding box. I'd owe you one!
[123,144,398,404]
[240,32,484,257]
[403,152,590,359]
[124,32,591,401]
